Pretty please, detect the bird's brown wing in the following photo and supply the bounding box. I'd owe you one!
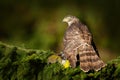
[63,23,106,72]
[78,24,106,72]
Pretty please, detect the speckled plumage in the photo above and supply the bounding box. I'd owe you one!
[63,15,106,72]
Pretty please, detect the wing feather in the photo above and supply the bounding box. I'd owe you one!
[63,18,106,72]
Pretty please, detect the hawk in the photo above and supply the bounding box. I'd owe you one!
[62,15,106,72]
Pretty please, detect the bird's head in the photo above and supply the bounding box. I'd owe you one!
[63,15,79,26]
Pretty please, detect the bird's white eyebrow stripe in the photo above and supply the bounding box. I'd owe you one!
[64,15,75,18]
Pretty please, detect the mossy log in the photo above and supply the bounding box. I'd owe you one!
[0,41,120,80]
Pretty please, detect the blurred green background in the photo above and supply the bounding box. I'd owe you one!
[0,0,120,62]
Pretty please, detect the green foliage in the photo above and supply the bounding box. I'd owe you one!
[0,41,120,80]
[0,42,53,80]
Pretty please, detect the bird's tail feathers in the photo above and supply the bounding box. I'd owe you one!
[79,48,106,72]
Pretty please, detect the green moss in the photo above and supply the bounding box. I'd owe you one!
[0,41,120,80]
